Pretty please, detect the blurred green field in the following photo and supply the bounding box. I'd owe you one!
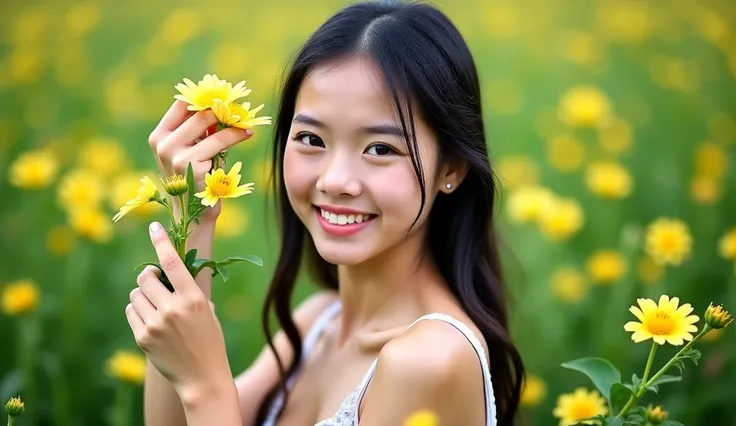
[1,0,735,425]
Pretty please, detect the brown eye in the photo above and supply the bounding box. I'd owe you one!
[293,132,324,147]
[366,143,395,156]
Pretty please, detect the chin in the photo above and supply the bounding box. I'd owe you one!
[311,239,374,266]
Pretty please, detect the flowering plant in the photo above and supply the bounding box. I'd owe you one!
[112,74,272,291]
[556,296,732,426]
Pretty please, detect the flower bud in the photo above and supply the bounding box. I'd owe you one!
[704,303,733,329]
[5,396,25,417]
[162,175,188,196]
[644,405,667,424]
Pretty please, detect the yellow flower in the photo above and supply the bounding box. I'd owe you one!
[644,405,668,424]
[624,295,699,345]
[106,350,146,384]
[8,149,59,190]
[558,86,612,128]
[496,155,539,189]
[4,396,25,417]
[403,410,438,426]
[585,161,633,199]
[521,374,547,407]
[538,198,584,241]
[644,218,692,266]
[598,118,633,155]
[704,303,733,330]
[174,74,250,111]
[550,267,588,304]
[553,387,608,426]
[195,162,254,207]
[638,256,664,285]
[695,142,728,180]
[506,186,556,224]
[546,135,585,173]
[77,137,129,178]
[211,99,273,130]
[161,174,188,196]
[719,227,736,261]
[110,173,162,219]
[46,225,76,256]
[69,206,113,243]
[112,176,159,222]
[1,279,40,315]
[215,202,249,238]
[58,169,105,210]
[586,250,627,285]
[690,175,721,205]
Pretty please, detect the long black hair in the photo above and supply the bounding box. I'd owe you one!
[257,1,525,424]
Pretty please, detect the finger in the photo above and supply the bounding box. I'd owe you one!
[165,109,220,150]
[137,266,171,308]
[187,127,253,162]
[153,100,195,136]
[130,288,157,323]
[148,222,197,295]
[125,303,146,340]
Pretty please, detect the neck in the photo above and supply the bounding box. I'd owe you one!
[335,229,447,345]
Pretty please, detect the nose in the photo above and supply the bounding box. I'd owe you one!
[316,151,362,197]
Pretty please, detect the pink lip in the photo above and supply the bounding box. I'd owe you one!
[315,208,375,236]
[315,204,373,216]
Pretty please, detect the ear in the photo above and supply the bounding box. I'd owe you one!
[437,158,469,194]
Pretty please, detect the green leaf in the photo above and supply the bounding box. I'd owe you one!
[681,348,701,366]
[571,415,607,425]
[561,357,621,401]
[606,417,623,426]
[624,414,644,425]
[673,359,686,374]
[661,421,685,426]
[184,249,198,267]
[631,374,641,387]
[214,264,229,282]
[186,161,196,202]
[646,374,682,393]
[134,262,161,273]
[217,253,264,267]
[191,259,218,278]
[610,383,634,413]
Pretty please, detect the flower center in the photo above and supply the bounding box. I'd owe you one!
[646,310,675,335]
[210,176,232,196]
[570,401,597,420]
[660,233,679,251]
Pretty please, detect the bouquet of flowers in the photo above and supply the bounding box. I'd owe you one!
[111,74,272,291]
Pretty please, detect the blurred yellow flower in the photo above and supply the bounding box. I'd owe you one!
[649,56,699,94]
[1,279,40,315]
[521,374,547,407]
[598,118,633,155]
[586,250,627,285]
[624,295,699,345]
[8,149,59,190]
[550,267,588,304]
[159,9,201,46]
[596,3,652,43]
[11,8,49,46]
[558,86,612,128]
[691,8,730,49]
[559,30,606,68]
[546,135,585,173]
[638,256,664,285]
[402,410,438,426]
[215,203,250,238]
[644,405,668,424]
[77,137,129,178]
[695,142,728,180]
[8,49,44,84]
[46,225,77,256]
[112,176,160,222]
[584,161,633,199]
[195,162,254,207]
[65,2,101,38]
[106,350,146,384]
[69,206,113,243]
[208,44,249,78]
[644,218,692,266]
[211,100,273,130]
[707,113,736,145]
[704,303,733,330]
[58,169,105,210]
[690,175,721,205]
[553,387,607,426]
[538,198,584,241]
[506,186,556,224]
[496,155,539,189]
[719,227,736,261]
[174,74,251,112]
[110,173,162,219]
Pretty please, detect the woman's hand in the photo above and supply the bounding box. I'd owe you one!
[125,221,234,401]
[148,100,253,222]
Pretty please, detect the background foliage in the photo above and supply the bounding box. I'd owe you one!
[0,0,734,424]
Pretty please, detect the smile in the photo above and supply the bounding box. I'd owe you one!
[314,206,377,236]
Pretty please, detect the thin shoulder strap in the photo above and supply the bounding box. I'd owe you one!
[353,313,497,426]
[261,299,342,426]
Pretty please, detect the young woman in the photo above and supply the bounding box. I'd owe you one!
[126,1,525,425]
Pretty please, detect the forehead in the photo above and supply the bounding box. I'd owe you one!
[294,57,398,124]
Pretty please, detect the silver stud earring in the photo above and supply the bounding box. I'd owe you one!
[445,183,452,190]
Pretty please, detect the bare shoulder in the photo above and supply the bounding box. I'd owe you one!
[358,317,488,425]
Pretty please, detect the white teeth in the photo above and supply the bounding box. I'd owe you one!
[320,209,371,226]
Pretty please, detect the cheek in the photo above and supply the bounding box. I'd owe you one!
[283,146,315,207]
[370,162,425,225]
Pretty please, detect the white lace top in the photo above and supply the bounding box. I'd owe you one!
[261,300,497,426]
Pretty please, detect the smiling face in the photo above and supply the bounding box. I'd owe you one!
[282,56,448,266]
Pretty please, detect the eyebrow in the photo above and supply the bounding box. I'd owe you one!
[293,113,405,138]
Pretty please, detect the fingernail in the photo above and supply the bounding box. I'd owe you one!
[149,222,162,234]
[245,129,253,136]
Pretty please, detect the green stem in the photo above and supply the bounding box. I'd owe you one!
[8,416,15,426]
[113,381,133,426]
[617,327,711,418]
[177,194,187,259]
[641,342,658,384]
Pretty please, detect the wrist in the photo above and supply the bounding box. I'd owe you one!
[176,378,237,410]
